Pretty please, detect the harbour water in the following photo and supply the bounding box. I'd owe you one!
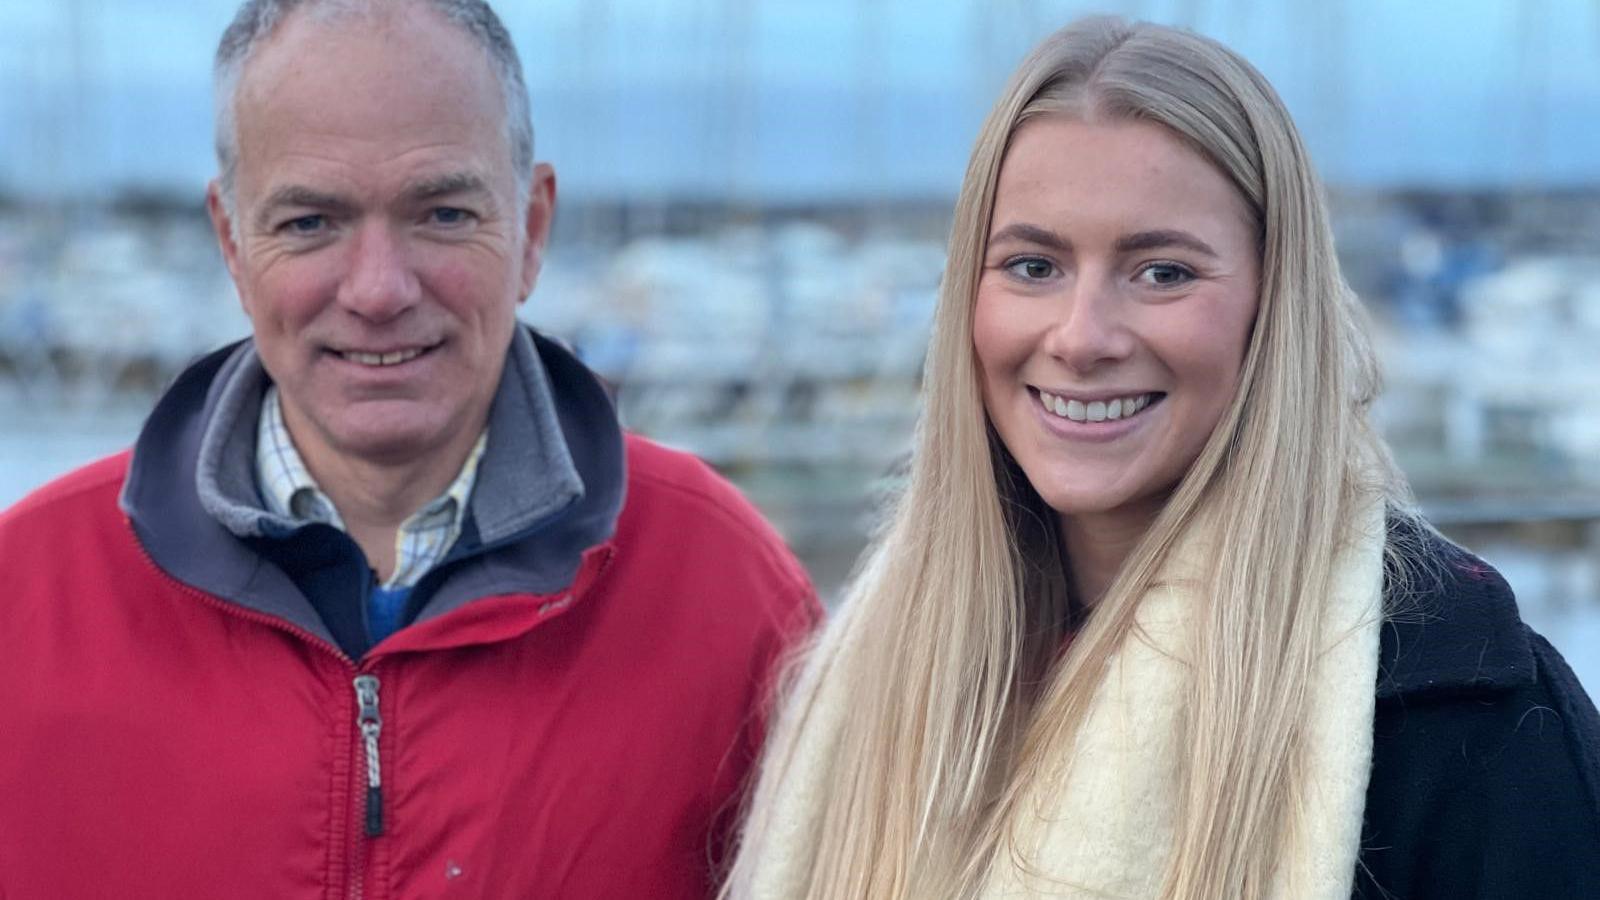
[0,403,149,506]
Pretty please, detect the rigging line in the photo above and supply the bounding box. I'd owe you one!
[854,0,885,213]
[722,0,754,213]
[1591,0,1600,65]
[1317,0,1348,184]
[1176,0,1204,30]
[1514,0,1549,192]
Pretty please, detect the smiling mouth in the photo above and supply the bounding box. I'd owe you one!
[333,343,440,367]
[1034,388,1165,423]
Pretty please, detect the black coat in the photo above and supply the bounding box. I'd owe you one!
[1355,527,1600,899]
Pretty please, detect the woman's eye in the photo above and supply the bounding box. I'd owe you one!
[1138,262,1194,287]
[1006,257,1057,280]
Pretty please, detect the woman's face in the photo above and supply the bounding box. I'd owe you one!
[973,116,1260,533]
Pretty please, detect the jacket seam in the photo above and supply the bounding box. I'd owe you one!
[628,468,812,597]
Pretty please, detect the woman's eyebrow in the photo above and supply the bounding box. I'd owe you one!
[987,222,1071,251]
[1114,229,1218,258]
[987,224,1218,259]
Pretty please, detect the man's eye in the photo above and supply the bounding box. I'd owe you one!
[429,207,473,226]
[282,214,326,235]
[1005,257,1057,280]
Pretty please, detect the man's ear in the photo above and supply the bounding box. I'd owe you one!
[518,162,557,301]
[206,180,246,291]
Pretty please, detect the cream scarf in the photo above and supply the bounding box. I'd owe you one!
[738,495,1386,900]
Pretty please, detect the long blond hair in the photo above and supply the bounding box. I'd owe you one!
[726,17,1411,900]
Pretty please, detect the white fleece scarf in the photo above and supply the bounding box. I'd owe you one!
[741,495,1386,900]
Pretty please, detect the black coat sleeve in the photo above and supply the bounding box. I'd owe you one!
[1355,630,1600,899]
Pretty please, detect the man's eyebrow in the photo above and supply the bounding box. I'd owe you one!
[1114,229,1218,258]
[987,223,1071,252]
[254,186,351,228]
[403,172,493,203]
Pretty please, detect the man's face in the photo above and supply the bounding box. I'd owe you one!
[208,6,554,471]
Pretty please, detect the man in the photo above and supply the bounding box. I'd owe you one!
[0,1,817,897]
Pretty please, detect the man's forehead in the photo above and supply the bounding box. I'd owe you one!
[237,2,488,101]
[256,0,434,46]
[225,6,517,210]
[233,6,504,140]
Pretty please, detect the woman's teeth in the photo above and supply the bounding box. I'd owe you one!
[1038,390,1154,423]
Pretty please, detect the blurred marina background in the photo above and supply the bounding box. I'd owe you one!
[1,0,1597,688]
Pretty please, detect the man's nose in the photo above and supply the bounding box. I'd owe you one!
[1041,276,1135,371]
[337,222,422,321]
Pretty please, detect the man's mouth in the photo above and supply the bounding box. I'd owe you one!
[1034,389,1165,423]
[334,343,439,367]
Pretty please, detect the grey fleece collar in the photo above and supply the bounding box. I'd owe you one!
[120,327,618,651]
[471,327,585,545]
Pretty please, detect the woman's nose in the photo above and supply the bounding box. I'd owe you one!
[1040,277,1135,371]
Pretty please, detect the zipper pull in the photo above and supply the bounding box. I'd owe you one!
[353,674,384,837]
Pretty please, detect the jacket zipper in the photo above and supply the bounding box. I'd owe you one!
[354,674,385,837]
[349,674,382,900]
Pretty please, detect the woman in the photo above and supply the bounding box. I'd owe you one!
[724,17,1600,900]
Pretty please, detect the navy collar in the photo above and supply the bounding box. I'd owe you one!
[1376,519,1536,701]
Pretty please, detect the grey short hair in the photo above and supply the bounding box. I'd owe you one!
[213,0,534,215]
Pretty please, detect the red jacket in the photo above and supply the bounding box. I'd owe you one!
[0,335,818,899]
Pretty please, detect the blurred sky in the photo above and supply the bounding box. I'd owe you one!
[1,0,1598,202]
